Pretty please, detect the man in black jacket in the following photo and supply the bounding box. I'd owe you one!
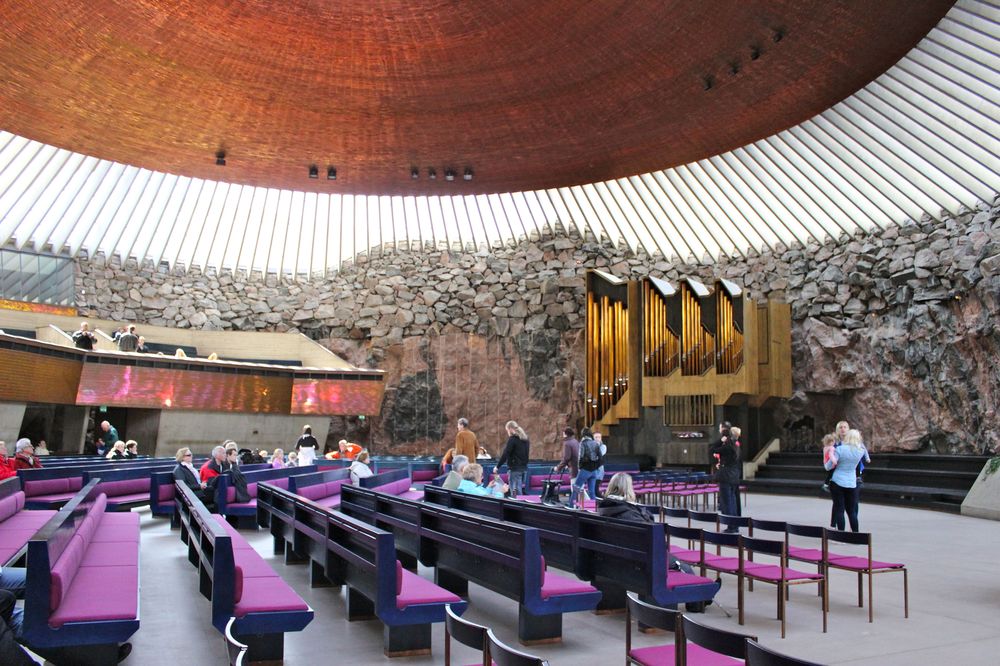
[710,422,740,529]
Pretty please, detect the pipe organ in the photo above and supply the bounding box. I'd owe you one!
[586,270,790,431]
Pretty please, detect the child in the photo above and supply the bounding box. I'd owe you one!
[821,433,836,492]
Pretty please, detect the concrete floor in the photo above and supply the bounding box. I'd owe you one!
[34,493,999,665]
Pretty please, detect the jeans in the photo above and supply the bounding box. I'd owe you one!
[595,466,605,497]
[718,482,738,517]
[573,469,599,506]
[829,482,860,532]
[0,568,25,637]
[507,469,528,497]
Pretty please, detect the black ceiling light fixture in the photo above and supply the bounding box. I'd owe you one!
[411,167,420,180]
[428,167,437,180]
[772,28,784,42]
[702,75,714,91]
[444,168,456,181]
[308,164,318,179]
[463,167,473,181]
[750,44,761,60]
[215,150,226,166]
[327,166,337,180]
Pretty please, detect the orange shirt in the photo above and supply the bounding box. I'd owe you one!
[327,443,362,460]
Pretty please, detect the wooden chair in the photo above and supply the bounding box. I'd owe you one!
[666,524,705,568]
[745,638,825,665]
[224,617,248,666]
[741,536,827,638]
[445,604,488,666]
[680,614,756,665]
[661,505,690,526]
[486,629,548,666]
[824,529,908,622]
[624,592,681,666]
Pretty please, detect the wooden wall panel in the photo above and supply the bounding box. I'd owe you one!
[0,348,81,404]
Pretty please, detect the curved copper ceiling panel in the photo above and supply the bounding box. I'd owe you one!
[0,0,953,195]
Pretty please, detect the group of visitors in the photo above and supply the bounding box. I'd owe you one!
[105,439,140,460]
[710,422,743,530]
[72,321,149,354]
[553,427,606,507]
[0,439,45,479]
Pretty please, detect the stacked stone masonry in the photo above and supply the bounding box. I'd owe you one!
[76,195,1000,456]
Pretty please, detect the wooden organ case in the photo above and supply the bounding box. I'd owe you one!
[586,271,791,465]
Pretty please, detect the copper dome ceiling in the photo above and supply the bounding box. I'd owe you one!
[0,1,954,195]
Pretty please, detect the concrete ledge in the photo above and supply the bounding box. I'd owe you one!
[960,458,1000,520]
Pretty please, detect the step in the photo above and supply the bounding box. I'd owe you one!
[746,478,966,512]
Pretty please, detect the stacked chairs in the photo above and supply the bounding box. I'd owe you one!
[444,604,548,666]
[625,592,756,665]
[825,530,908,622]
[664,474,717,510]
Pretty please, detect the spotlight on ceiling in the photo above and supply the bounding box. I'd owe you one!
[772,29,783,43]
[308,165,318,179]
[702,75,714,91]
[729,61,740,75]
[215,150,226,166]
[327,166,337,180]
[411,167,420,180]
[750,45,761,60]
[463,167,473,181]
[428,168,437,180]
[444,168,456,182]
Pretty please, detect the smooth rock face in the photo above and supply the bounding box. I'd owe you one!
[75,196,1000,456]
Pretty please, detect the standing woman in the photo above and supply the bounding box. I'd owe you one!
[710,427,740,527]
[824,429,870,532]
[296,425,318,467]
[494,421,530,497]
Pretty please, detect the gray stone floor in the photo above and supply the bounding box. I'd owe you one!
[33,492,999,665]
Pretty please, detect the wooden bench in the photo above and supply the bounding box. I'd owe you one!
[341,485,603,645]
[359,468,425,500]
[0,477,57,566]
[257,482,467,656]
[215,464,328,527]
[19,460,180,509]
[21,478,141,666]
[175,481,313,664]
[285,467,352,509]
[150,462,267,526]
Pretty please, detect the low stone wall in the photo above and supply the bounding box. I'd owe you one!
[76,195,1000,456]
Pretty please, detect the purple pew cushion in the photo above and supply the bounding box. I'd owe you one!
[98,478,149,498]
[316,496,341,509]
[49,566,138,628]
[50,534,86,611]
[374,478,412,496]
[0,509,55,532]
[105,492,149,505]
[90,525,141,543]
[101,512,140,528]
[746,566,825,582]
[226,501,257,511]
[158,484,175,502]
[81,541,139,568]
[411,469,438,482]
[235,577,309,618]
[396,565,463,610]
[24,478,72,497]
[0,493,22,522]
[398,490,425,501]
[213,515,256,548]
[297,483,329,501]
[540,571,598,599]
[827,555,904,571]
[25,491,80,505]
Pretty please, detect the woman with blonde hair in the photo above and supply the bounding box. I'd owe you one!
[493,420,530,497]
[271,448,285,468]
[597,472,654,521]
[349,450,374,485]
[824,428,870,532]
[106,440,127,460]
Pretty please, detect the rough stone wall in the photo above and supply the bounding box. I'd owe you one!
[76,195,1000,456]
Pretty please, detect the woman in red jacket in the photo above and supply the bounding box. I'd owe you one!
[0,441,15,479]
[12,439,42,470]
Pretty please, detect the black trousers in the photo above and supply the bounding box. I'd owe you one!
[829,482,860,532]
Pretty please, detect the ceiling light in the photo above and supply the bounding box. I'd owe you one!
[411,167,420,180]
[327,166,337,180]
[444,168,455,182]
[215,150,226,166]
[308,165,318,179]
[702,76,714,91]
[463,167,473,181]
[428,168,437,180]
[750,45,761,60]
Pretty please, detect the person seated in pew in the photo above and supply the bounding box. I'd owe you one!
[173,447,215,510]
[123,440,139,459]
[349,450,374,485]
[271,448,286,469]
[0,589,38,666]
[0,442,15,480]
[287,451,298,467]
[33,440,49,456]
[106,440,127,460]
[12,440,41,470]
[457,463,507,498]
[596,473,657,522]
[441,454,470,490]
[200,445,229,483]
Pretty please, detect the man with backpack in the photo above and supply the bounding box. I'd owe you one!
[572,427,604,506]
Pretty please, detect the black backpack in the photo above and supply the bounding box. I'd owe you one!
[579,438,601,470]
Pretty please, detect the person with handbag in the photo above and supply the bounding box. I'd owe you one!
[552,428,580,506]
